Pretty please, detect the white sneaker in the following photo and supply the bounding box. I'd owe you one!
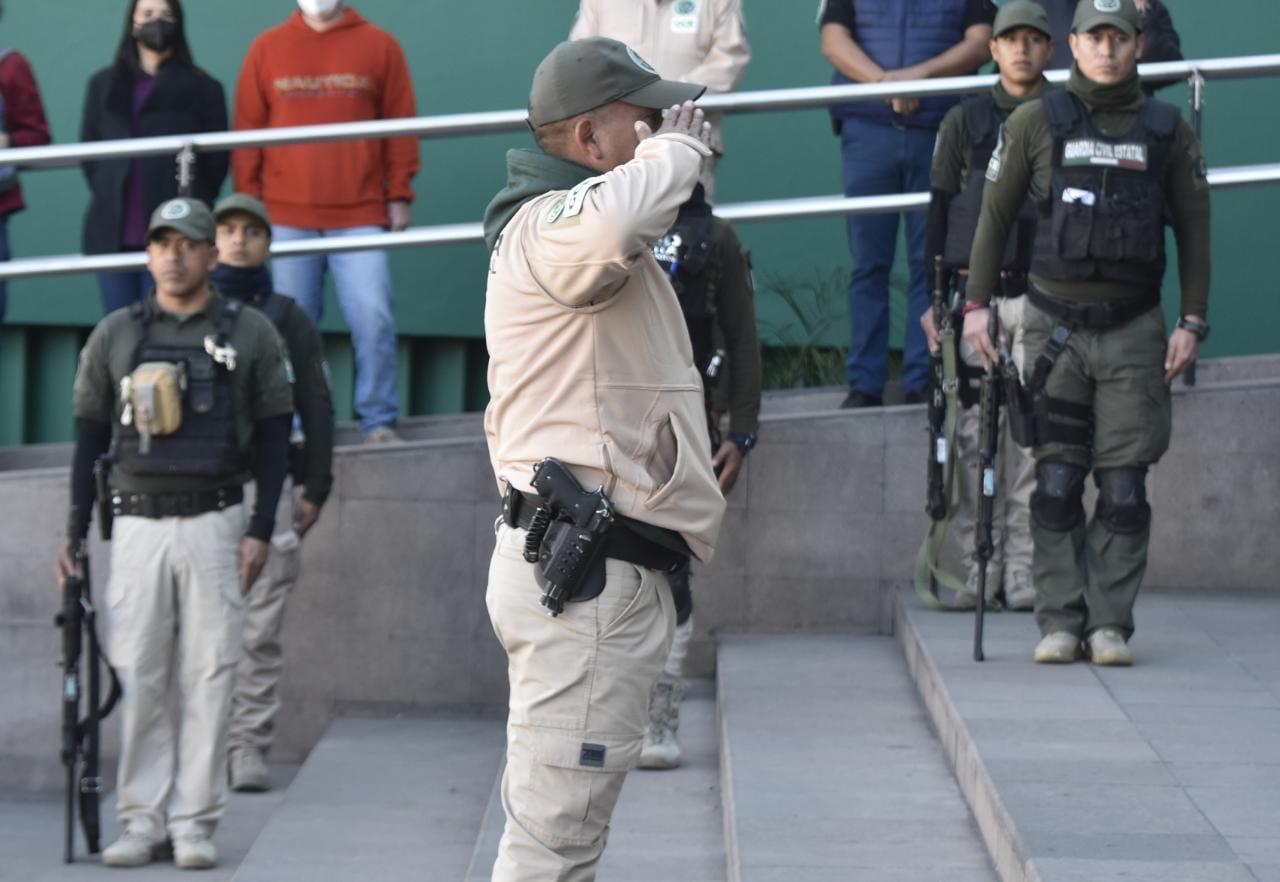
[638,679,687,770]
[102,830,163,867]
[1087,628,1134,666]
[1034,631,1081,664]
[173,835,218,870]
[229,748,271,793]
[362,426,402,444]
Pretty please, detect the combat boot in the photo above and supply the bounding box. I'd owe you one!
[1087,628,1133,666]
[638,678,688,770]
[229,748,271,792]
[1003,572,1037,612]
[1034,631,1081,664]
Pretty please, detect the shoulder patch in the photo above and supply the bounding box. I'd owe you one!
[563,176,607,219]
[985,125,1007,182]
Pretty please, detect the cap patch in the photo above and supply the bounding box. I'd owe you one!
[1094,0,1121,11]
[161,201,192,221]
[626,46,658,76]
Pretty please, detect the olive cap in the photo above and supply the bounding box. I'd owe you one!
[147,198,215,244]
[528,38,705,128]
[994,0,1052,38]
[214,193,272,231]
[1072,0,1141,36]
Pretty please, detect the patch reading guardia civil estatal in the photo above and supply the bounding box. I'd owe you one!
[1062,139,1148,171]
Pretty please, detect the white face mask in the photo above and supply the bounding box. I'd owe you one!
[297,0,343,17]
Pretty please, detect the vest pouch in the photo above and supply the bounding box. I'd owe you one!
[1052,180,1095,262]
[1092,178,1161,264]
[129,361,186,439]
[1003,373,1040,448]
[186,354,217,414]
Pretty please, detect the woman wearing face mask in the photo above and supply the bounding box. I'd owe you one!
[80,0,229,314]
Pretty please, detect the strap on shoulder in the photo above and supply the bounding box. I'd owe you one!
[1042,89,1080,139]
[963,93,1000,145]
[218,298,243,341]
[1139,98,1181,139]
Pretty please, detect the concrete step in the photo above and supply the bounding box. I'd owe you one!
[464,679,727,881]
[894,587,1280,882]
[233,714,504,882]
[716,634,997,881]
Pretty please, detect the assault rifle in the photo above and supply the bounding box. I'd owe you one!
[56,545,121,862]
[925,256,953,524]
[973,306,1002,662]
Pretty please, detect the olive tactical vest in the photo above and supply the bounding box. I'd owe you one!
[1031,89,1180,289]
[942,93,1039,273]
[114,298,244,480]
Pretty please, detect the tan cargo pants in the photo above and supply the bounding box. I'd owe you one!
[105,504,246,842]
[486,521,676,882]
[952,294,1036,593]
[229,490,300,756]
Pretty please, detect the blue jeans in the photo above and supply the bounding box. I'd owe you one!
[270,225,399,434]
[98,268,154,315]
[0,215,9,322]
[840,118,935,396]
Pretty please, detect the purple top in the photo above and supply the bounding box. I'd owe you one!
[120,74,157,248]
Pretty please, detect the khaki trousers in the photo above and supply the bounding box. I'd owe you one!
[486,522,676,882]
[952,294,1036,591]
[229,491,300,756]
[105,504,246,842]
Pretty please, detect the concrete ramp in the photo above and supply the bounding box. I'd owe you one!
[716,634,998,881]
[233,715,503,882]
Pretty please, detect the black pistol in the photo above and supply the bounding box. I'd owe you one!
[528,458,616,616]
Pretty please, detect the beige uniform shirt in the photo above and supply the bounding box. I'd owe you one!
[570,0,751,154]
[484,134,726,562]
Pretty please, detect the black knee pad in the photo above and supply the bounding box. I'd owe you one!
[667,561,694,624]
[1094,467,1151,535]
[1031,461,1087,532]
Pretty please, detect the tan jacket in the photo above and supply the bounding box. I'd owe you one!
[570,0,751,154]
[484,134,726,562]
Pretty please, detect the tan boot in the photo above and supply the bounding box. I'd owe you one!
[102,830,165,867]
[1087,628,1134,666]
[1003,573,1037,612]
[1034,631,1081,664]
[173,835,218,870]
[229,748,271,793]
[638,678,687,770]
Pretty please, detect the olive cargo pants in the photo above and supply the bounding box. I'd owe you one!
[485,522,675,882]
[1024,302,1172,639]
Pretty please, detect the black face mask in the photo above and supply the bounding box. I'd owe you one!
[211,264,273,304]
[135,18,178,53]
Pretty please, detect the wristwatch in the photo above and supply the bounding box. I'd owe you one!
[1177,317,1210,342]
[728,431,758,455]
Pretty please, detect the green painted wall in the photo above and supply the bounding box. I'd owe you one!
[0,1,1277,442]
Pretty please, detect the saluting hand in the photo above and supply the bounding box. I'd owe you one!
[1164,317,1202,384]
[635,101,713,150]
[239,537,270,594]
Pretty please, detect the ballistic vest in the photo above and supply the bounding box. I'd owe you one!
[1031,90,1179,289]
[653,195,716,373]
[942,93,1039,274]
[828,0,966,129]
[114,298,244,480]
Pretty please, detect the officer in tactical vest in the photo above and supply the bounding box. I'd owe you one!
[920,0,1055,611]
[643,182,761,769]
[964,0,1210,666]
[55,198,295,868]
[211,194,335,794]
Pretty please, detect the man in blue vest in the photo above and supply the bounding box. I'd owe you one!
[820,0,996,407]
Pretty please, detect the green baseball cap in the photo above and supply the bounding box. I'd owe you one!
[528,37,705,128]
[147,197,215,244]
[994,0,1052,38]
[214,193,272,231]
[1072,0,1141,36]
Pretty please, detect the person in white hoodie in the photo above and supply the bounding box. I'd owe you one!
[480,38,726,882]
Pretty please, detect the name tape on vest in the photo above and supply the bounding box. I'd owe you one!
[1063,139,1149,171]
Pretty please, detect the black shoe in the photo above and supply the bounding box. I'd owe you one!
[902,389,927,405]
[840,390,883,409]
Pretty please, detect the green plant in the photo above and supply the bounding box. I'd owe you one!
[757,268,848,389]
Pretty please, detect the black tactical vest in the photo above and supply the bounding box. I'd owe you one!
[1031,90,1179,289]
[114,299,244,480]
[653,196,716,372]
[942,93,1038,273]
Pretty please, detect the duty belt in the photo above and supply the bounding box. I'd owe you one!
[112,486,243,519]
[502,487,687,573]
[1027,285,1160,330]
[953,268,1028,299]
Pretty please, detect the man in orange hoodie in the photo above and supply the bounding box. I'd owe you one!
[233,1,419,442]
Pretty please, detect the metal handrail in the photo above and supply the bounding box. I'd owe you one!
[2,162,1276,281]
[1,54,1277,170]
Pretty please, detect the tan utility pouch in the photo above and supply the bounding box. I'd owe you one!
[122,361,187,454]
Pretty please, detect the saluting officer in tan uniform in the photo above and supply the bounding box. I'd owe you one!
[481,38,726,881]
[56,198,294,870]
[571,0,751,198]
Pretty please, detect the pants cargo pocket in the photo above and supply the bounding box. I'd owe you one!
[504,725,640,849]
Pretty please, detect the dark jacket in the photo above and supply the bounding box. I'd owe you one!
[79,61,229,254]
